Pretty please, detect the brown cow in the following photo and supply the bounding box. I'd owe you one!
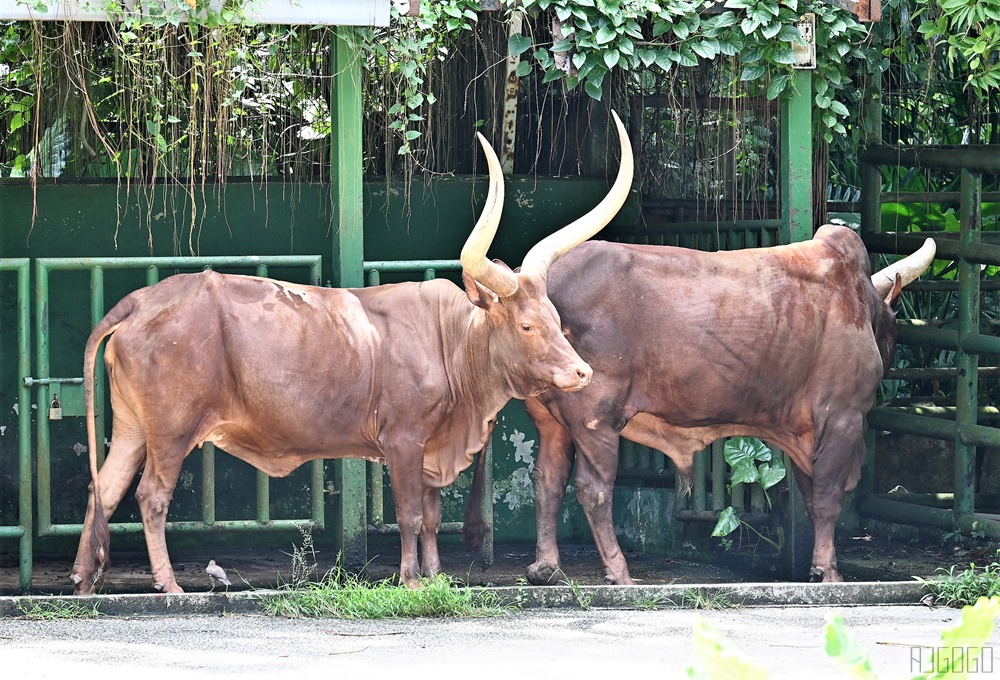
[70,112,634,594]
[515,226,935,584]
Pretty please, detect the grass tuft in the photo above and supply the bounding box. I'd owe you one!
[920,551,1000,607]
[261,566,513,619]
[16,599,102,620]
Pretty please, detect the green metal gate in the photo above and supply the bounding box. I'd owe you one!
[0,259,31,592]
[859,145,1000,541]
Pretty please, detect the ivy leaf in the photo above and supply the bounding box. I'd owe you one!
[596,25,617,45]
[515,60,532,77]
[740,62,764,80]
[761,21,782,39]
[673,21,690,40]
[584,77,603,100]
[654,49,674,71]
[741,17,760,35]
[652,19,672,38]
[677,46,699,67]
[830,100,849,116]
[604,49,620,68]
[508,33,532,57]
[691,39,719,60]
[767,73,792,99]
[771,44,798,65]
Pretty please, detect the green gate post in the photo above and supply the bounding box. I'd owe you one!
[331,26,368,570]
[955,169,982,522]
[779,68,814,579]
[780,70,813,245]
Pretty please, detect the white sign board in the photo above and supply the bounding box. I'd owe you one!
[0,0,390,25]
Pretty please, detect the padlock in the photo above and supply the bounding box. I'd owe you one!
[49,394,62,421]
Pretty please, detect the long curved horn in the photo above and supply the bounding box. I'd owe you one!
[460,132,519,298]
[520,109,634,277]
[872,237,937,298]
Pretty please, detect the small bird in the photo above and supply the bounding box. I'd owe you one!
[206,559,231,593]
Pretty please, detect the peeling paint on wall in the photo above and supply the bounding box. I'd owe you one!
[494,427,537,512]
[620,486,661,550]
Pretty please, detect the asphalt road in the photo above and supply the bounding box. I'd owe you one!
[1,605,996,679]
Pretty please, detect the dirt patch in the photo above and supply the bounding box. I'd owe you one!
[3,532,993,596]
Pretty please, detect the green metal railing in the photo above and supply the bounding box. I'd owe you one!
[31,256,327,546]
[859,144,1000,540]
[0,259,31,592]
[362,259,494,564]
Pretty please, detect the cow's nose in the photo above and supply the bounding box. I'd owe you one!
[572,363,593,389]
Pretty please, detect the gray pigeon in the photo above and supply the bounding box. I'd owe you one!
[206,559,231,592]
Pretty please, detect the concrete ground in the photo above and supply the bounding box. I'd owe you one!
[0,601,996,679]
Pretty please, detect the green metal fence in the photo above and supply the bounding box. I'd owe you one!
[859,144,1000,541]
[0,259,31,592]
[28,256,329,567]
[362,259,494,565]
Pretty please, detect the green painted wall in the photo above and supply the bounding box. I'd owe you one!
[0,176,638,558]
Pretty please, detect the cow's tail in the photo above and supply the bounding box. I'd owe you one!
[83,296,135,571]
[463,446,488,552]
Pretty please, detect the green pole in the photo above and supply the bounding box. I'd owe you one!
[17,261,32,592]
[331,26,368,570]
[779,69,814,245]
[955,169,982,521]
[778,67,814,579]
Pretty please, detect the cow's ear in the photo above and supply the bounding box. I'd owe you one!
[463,270,499,309]
[883,272,903,310]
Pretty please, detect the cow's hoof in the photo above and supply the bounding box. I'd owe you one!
[526,561,566,585]
[153,582,184,594]
[602,573,636,586]
[808,567,824,582]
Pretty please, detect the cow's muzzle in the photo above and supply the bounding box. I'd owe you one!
[554,363,593,391]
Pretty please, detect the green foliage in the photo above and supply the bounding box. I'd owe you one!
[711,437,786,550]
[15,598,102,620]
[350,0,481,158]
[919,552,1000,607]
[687,614,772,679]
[824,613,878,680]
[516,0,873,143]
[687,597,1000,679]
[261,567,511,619]
[914,0,1000,95]
[913,596,1000,679]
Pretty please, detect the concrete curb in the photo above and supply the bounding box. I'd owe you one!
[0,580,929,618]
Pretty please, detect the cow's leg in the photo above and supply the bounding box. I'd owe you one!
[798,416,864,583]
[385,452,424,588]
[525,397,574,585]
[572,429,633,585]
[134,439,187,594]
[71,423,147,594]
[419,486,443,578]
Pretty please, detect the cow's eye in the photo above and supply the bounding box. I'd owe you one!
[521,323,534,332]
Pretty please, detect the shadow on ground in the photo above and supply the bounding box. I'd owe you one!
[2,532,987,596]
